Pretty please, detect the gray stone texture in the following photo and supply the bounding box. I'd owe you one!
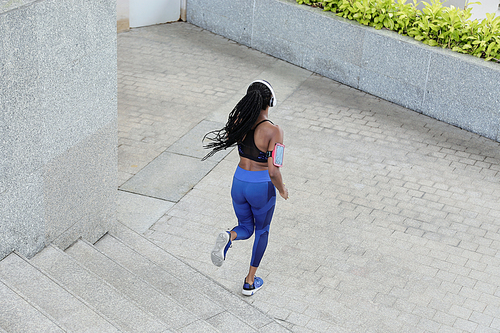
[423,52,500,140]
[65,239,199,330]
[301,14,365,89]
[0,252,120,332]
[0,219,283,331]
[120,152,217,202]
[111,223,277,330]
[359,30,432,111]
[117,190,174,234]
[31,245,171,332]
[186,0,254,47]
[97,230,230,321]
[0,0,117,259]
[187,0,500,142]
[0,276,65,333]
[167,120,227,160]
[0,0,37,14]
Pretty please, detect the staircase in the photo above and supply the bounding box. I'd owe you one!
[0,223,287,332]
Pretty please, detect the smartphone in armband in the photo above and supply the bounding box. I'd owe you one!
[271,143,285,167]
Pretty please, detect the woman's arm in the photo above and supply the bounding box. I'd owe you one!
[267,126,288,200]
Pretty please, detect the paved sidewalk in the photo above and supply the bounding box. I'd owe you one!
[118,22,500,333]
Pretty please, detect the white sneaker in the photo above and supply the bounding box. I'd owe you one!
[211,231,231,267]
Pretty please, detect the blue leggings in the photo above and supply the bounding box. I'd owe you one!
[231,166,276,268]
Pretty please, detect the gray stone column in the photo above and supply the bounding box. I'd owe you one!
[0,0,117,259]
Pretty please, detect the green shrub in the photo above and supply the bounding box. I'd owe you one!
[296,0,500,62]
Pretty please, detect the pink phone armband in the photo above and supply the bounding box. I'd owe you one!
[271,143,285,167]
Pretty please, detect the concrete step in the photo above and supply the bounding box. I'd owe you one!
[0,252,119,333]
[95,233,225,319]
[111,223,288,332]
[66,238,209,331]
[31,245,172,333]
[0,273,64,333]
[0,223,287,332]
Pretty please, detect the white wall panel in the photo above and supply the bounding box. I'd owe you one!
[130,0,180,28]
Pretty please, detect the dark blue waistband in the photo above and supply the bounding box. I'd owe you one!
[234,166,271,183]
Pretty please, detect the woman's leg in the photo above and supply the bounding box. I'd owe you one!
[229,177,276,294]
[246,266,258,284]
[244,181,276,284]
[231,177,255,240]
[212,177,253,267]
[231,201,254,240]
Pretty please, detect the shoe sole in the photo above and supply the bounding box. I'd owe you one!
[242,278,263,296]
[211,232,229,267]
[242,284,263,296]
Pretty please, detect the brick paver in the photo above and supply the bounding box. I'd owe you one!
[118,22,500,333]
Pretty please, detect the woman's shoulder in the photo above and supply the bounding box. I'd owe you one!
[259,120,283,139]
[270,121,283,133]
[260,119,280,128]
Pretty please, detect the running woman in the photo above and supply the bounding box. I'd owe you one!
[202,80,288,296]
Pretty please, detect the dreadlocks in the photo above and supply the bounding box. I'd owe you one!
[202,82,272,160]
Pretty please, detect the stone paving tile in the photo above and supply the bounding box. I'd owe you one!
[117,23,277,187]
[118,22,500,332]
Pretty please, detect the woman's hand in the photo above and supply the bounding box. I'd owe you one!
[279,186,289,200]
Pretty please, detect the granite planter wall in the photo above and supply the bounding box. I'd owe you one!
[187,0,500,142]
[0,0,117,259]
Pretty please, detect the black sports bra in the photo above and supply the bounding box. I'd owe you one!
[237,120,274,163]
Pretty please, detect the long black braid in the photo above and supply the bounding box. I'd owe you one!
[202,82,272,160]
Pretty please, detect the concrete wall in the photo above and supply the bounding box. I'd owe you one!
[187,0,500,142]
[0,0,117,259]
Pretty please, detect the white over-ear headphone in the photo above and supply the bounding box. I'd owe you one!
[251,80,277,107]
